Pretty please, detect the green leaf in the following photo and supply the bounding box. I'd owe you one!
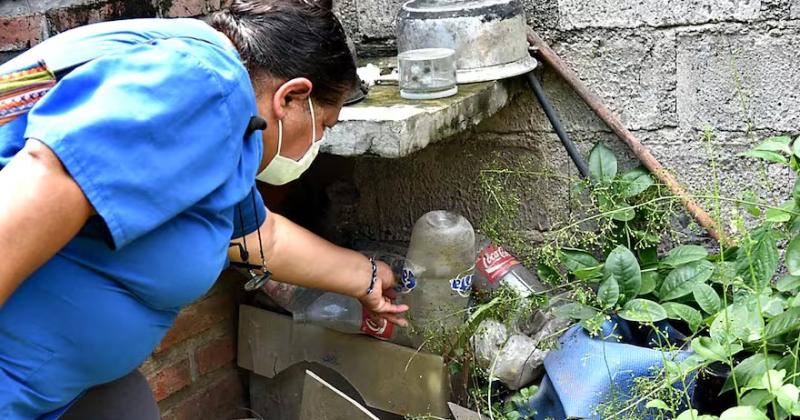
[776,275,800,293]
[645,399,670,411]
[752,369,786,393]
[621,167,654,198]
[677,409,720,420]
[553,302,599,321]
[692,337,739,363]
[598,276,620,309]
[638,247,659,267]
[610,206,635,221]
[777,355,800,386]
[741,389,773,409]
[722,353,781,394]
[559,249,600,274]
[765,201,796,223]
[737,228,779,287]
[775,383,799,412]
[786,234,800,276]
[693,283,721,314]
[793,137,800,158]
[603,246,641,304]
[537,262,561,284]
[753,136,793,154]
[574,265,603,281]
[663,302,702,333]
[663,245,709,267]
[711,302,765,344]
[765,307,800,339]
[743,190,762,217]
[659,260,715,301]
[759,294,785,318]
[794,177,800,207]
[589,143,617,182]
[618,299,667,323]
[639,271,659,295]
[741,149,788,164]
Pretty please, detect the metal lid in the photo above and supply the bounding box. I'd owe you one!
[400,0,522,18]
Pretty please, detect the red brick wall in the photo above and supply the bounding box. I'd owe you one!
[0,2,251,419]
[0,0,227,55]
[140,272,249,420]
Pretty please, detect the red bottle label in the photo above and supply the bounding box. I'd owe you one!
[476,244,520,284]
[360,308,394,340]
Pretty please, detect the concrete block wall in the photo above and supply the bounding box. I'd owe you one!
[0,2,249,419]
[329,0,800,244]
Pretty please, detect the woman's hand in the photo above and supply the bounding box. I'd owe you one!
[357,261,409,328]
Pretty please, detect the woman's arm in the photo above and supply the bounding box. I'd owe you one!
[0,139,94,306]
[230,210,408,326]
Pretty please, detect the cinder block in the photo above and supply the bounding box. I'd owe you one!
[558,0,761,30]
[677,28,800,132]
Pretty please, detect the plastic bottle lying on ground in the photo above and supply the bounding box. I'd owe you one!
[293,292,397,340]
[259,252,414,341]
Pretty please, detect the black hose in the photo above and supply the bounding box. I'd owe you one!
[526,71,590,179]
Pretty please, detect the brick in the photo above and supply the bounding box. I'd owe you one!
[558,0,761,30]
[195,335,236,375]
[147,358,192,402]
[677,28,800,132]
[156,293,235,352]
[47,0,156,34]
[164,0,208,17]
[0,14,43,52]
[165,370,245,420]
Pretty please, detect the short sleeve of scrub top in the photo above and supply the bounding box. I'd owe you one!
[23,36,266,249]
[0,27,267,419]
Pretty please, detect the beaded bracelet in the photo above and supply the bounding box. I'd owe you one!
[366,256,378,295]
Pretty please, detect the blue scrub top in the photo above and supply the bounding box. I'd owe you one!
[0,18,267,418]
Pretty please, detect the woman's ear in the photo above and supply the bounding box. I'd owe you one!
[272,78,314,119]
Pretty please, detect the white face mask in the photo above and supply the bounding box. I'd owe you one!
[256,97,325,185]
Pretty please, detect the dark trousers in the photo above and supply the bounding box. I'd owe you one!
[60,370,160,420]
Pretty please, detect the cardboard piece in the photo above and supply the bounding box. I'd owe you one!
[299,370,380,420]
[238,305,449,418]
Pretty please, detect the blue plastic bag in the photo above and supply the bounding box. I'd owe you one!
[526,319,694,419]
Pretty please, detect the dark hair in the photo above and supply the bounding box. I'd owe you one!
[211,0,358,106]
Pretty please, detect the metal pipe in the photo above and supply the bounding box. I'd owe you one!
[526,29,726,244]
[526,71,590,179]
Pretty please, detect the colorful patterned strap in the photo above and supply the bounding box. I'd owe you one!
[0,61,56,126]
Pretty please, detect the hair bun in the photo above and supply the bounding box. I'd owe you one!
[301,0,333,11]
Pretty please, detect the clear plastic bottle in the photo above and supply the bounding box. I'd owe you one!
[473,235,546,300]
[402,211,476,349]
[293,292,396,340]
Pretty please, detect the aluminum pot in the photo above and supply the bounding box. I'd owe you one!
[396,0,536,83]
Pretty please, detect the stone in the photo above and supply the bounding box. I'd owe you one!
[558,0,762,30]
[355,0,404,39]
[334,0,360,43]
[792,0,800,18]
[322,80,513,158]
[344,132,574,243]
[677,27,800,132]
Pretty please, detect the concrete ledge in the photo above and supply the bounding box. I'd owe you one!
[323,79,515,158]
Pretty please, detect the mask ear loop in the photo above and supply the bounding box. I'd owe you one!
[308,97,317,143]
